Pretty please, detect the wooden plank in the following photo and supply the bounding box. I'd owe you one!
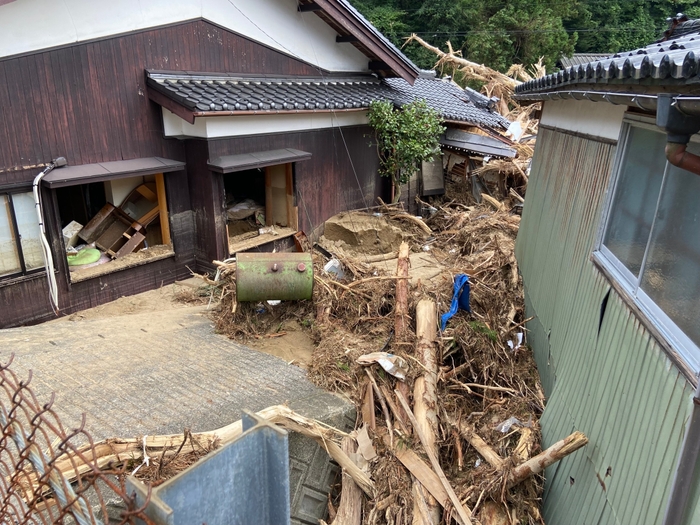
[155,173,171,245]
[265,166,273,226]
[113,230,146,259]
[228,227,296,254]
[78,203,116,243]
[285,163,296,229]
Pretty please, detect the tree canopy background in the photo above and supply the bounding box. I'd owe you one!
[350,0,700,73]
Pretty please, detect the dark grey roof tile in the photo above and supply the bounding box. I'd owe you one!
[516,17,700,96]
[146,71,511,130]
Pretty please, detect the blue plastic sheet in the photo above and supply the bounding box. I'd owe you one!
[440,274,470,331]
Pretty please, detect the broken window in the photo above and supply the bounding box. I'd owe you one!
[55,174,173,281]
[224,163,298,254]
[597,119,700,369]
[0,190,44,278]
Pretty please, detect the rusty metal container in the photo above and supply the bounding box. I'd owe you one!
[236,252,313,301]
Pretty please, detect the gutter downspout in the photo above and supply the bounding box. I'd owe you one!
[657,95,700,524]
[657,94,700,177]
[32,157,67,313]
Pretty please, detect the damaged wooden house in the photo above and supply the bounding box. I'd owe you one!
[0,0,512,328]
[515,14,700,525]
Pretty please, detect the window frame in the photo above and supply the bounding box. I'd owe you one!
[0,188,45,280]
[594,114,700,375]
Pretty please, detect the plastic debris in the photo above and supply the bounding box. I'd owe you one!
[266,300,281,306]
[495,416,522,433]
[323,258,345,280]
[440,274,471,330]
[356,352,408,381]
[507,332,524,352]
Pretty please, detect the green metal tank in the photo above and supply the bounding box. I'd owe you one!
[236,253,313,301]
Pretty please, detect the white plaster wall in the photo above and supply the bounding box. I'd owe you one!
[162,108,369,138]
[540,99,627,142]
[0,0,369,72]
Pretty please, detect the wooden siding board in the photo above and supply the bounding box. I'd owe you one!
[517,127,696,524]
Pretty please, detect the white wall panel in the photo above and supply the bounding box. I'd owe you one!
[0,0,368,72]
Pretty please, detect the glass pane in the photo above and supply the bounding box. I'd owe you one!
[603,126,667,277]
[12,192,44,270]
[0,195,21,276]
[641,142,700,345]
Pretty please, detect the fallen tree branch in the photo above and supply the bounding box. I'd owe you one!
[448,416,504,469]
[507,431,588,488]
[395,390,474,525]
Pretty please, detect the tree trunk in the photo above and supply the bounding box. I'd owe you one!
[412,299,440,524]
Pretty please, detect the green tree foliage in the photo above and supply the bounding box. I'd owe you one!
[351,0,576,72]
[350,0,699,72]
[367,99,445,202]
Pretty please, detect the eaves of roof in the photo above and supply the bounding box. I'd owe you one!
[516,18,700,99]
[298,0,419,84]
[146,70,513,131]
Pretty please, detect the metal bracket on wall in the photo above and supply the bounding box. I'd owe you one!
[127,411,290,525]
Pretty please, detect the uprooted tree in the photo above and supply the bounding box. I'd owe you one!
[368,99,444,203]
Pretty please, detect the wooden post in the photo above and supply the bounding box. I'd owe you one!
[264,167,273,226]
[394,241,411,426]
[154,173,171,245]
[413,298,440,524]
[394,241,410,340]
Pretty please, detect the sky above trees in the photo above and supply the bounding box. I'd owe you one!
[351,0,700,72]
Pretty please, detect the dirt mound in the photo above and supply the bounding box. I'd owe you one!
[319,212,405,256]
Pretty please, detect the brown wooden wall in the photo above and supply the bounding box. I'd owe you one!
[0,19,333,328]
[0,19,320,186]
[206,125,387,233]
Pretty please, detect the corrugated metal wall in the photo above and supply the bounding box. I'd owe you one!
[516,126,695,525]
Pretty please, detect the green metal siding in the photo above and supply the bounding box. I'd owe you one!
[516,126,695,524]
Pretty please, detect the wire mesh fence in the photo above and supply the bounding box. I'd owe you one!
[0,355,151,524]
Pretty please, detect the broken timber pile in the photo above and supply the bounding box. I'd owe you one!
[204,191,589,524]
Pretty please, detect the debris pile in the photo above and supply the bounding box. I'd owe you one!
[208,194,589,524]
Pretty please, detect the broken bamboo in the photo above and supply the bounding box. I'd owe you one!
[395,242,410,341]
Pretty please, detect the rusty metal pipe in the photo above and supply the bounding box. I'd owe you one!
[665,142,700,176]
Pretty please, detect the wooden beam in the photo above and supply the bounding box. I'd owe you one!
[336,35,359,43]
[298,3,322,12]
[147,87,196,125]
[155,173,171,245]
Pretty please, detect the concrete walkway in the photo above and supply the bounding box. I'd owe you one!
[0,300,352,524]
[0,304,350,438]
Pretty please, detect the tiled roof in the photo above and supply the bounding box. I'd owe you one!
[557,53,611,69]
[383,76,511,129]
[147,72,395,111]
[147,71,511,129]
[516,17,700,97]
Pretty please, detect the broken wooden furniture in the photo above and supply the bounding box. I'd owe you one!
[78,203,147,259]
[77,182,168,259]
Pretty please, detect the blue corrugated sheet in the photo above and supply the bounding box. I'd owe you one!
[516,126,695,524]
